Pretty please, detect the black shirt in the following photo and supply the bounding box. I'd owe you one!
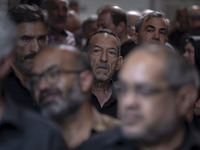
[91,92,117,118]
[77,123,200,150]
[2,70,39,112]
[121,38,136,58]
[0,98,68,150]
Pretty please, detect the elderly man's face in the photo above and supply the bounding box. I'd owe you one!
[14,21,47,74]
[31,49,84,120]
[47,0,68,31]
[136,17,168,45]
[117,50,178,142]
[88,33,122,82]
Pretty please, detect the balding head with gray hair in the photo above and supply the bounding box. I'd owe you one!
[0,11,17,59]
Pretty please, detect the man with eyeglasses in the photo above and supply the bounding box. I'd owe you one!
[28,44,119,149]
[85,29,123,118]
[77,44,200,150]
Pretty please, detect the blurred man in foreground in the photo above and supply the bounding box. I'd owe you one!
[77,44,200,150]
[29,45,119,149]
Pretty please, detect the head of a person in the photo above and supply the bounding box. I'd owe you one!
[43,0,68,32]
[8,4,48,75]
[97,5,127,37]
[0,12,17,80]
[181,35,200,68]
[81,15,98,40]
[187,5,200,29]
[65,10,81,35]
[175,7,188,32]
[116,44,199,143]
[134,11,169,45]
[126,10,141,38]
[29,44,93,121]
[85,29,123,82]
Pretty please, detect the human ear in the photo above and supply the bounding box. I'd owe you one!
[176,85,198,117]
[79,70,93,93]
[115,56,123,71]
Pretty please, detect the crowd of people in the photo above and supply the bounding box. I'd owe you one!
[1,0,200,150]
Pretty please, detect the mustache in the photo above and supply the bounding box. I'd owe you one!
[39,89,62,103]
[24,52,37,60]
[96,62,110,70]
[55,16,66,22]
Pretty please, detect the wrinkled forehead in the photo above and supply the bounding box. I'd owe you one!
[90,33,119,46]
[120,50,166,84]
[32,49,76,73]
[143,16,167,27]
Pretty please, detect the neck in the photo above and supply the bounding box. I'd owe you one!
[59,101,93,149]
[12,64,27,88]
[92,80,112,107]
[118,32,131,45]
[138,124,186,150]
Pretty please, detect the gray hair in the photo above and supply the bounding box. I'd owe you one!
[135,11,170,34]
[85,29,121,56]
[0,11,17,59]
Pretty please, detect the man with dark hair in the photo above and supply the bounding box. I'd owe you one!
[3,4,48,111]
[77,44,200,150]
[134,11,170,45]
[28,44,119,149]
[43,0,76,45]
[0,11,68,150]
[97,5,135,58]
[85,29,123,118]
[81,15,98,48]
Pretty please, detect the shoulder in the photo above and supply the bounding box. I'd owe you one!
[91,107,120,132]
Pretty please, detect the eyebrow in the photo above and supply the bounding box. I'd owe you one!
[145,25,166,31]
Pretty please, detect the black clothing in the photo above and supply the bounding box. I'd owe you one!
[77,123,200,150]
[91,92,117,118]
[120,38,136,58]
[112,38,135,82]
[0,98,68,150]
[2,70,40,112]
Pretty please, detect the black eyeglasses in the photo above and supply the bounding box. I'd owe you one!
[114,81,171,98]
[28,66,83,90]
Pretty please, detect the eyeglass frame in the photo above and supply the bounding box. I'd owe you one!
[114,80,178,98]
[27,65,83,90]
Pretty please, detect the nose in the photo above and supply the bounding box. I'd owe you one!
[183,51,189,58]
[100,50,108,62]
[153,31,160,40]
[30,39,39,53]
[58,8,66,17]
[37,76,51,91]
[121,91,140,108]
